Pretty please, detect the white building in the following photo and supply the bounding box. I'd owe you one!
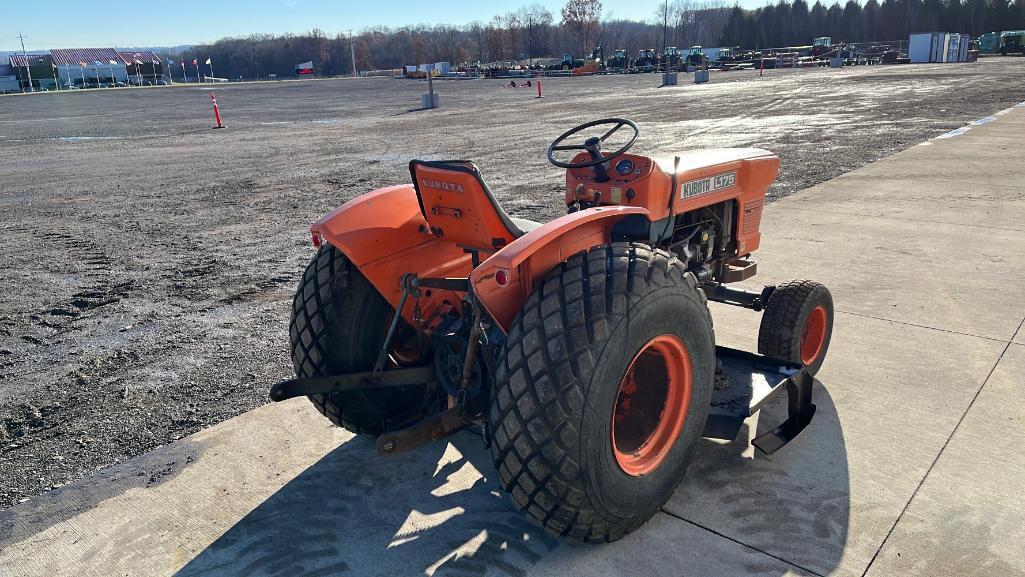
[0,64,18,93]
[50,48,128,86]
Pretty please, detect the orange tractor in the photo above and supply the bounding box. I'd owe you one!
[272,118,833,541]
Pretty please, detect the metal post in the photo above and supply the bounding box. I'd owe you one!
[661,0,669,80]
[18,34,33,91]
[527,15,533,68]
[427,65,435,108]
[349,30,357,77]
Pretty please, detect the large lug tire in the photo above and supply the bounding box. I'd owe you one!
[290,244,428,435]
[757,279,834,376]
[489,243,715,542]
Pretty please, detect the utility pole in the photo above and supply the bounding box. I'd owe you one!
[661,0,669,77]
[18,34,33,91]
[527,14,534,68]
[349,29,357,77]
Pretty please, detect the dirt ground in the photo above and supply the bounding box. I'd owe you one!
[1,58,1023,509]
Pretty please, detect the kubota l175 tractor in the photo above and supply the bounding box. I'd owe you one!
[271,118,834,542]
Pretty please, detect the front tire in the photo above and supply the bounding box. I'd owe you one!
[757,279,834,375]
[489,243,715,542]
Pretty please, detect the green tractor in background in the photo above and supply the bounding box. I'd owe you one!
[686,46,709,69]
[635,48,658,72]
[607,49,631,71]
[663,46,682,70]
[999,30,1025,55]
[978,32,999,55]
[548,53,586,71]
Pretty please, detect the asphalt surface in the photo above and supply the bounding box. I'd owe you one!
[2,58,1024,509]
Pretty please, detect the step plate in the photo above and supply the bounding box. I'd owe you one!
[702,346,802,441]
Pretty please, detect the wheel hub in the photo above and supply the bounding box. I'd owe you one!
[800,305,828,366]
[611,335,692,477]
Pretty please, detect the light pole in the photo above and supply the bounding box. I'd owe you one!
[527,14,535,68]
[662,0,669,75]
[349,30,357,77]
[18,34,33,91]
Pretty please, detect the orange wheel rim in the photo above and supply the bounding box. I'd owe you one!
[800,306,828,365]
[611,334,692,477]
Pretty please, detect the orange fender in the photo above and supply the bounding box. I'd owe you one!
[312,184,472,327]
[471,206,649,332]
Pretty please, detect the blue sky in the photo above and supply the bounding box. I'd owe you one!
[2,0,771,52]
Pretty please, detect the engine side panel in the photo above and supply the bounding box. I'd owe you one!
[564,148,779,255]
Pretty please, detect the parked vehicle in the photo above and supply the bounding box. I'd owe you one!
[271,117,833,542]
[999,30,1025,55]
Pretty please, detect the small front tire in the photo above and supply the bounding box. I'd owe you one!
[757,279,834,375]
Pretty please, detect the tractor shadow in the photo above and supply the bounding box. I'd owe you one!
[174,382,848,577]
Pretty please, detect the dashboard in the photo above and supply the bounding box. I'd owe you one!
[565,153,657,206]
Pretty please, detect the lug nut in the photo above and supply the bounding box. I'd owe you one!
[382,440,395,452]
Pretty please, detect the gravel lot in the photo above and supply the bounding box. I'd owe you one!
[2,58,1024,509]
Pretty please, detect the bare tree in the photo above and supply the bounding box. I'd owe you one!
[561,0,603,57]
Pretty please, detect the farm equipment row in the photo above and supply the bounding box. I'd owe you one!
[530,37,911,76]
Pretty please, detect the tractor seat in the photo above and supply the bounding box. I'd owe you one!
[409,160,541,252]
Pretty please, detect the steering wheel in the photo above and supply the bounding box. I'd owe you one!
[547,118,640,175]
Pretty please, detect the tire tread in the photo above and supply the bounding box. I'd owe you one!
[490,242,713,542]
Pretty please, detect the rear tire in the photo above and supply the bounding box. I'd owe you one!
[757,279,834,376]
[489,243,715,542]
[290,245,428,435]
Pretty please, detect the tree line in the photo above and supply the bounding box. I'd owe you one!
[169,0,1025,79]
[719,0,1025,48]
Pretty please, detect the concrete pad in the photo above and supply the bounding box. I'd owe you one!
[785,177,1025,233]
[664,311,1006,577]
[759,110,1025,340]
[864,345,1025,577]
[0,399,811,577]
[748,209,1025,341]
[783,135,1025,233]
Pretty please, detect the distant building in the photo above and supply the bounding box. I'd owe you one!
[117,51,165,83]
[51,48,129,86]
[4,47,171,92]
[0,63,18,93]
[8,53,58,90]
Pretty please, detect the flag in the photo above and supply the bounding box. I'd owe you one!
[205,58,211,65]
